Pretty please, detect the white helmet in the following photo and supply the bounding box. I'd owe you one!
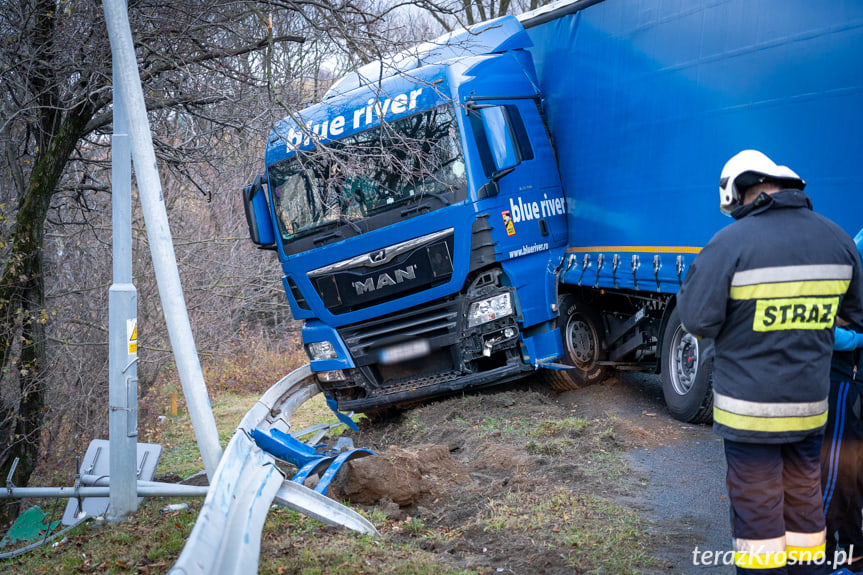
[718,150,805,216]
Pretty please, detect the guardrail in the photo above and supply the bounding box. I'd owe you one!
[170,365,377,575]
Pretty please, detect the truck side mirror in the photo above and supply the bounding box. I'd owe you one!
[242,174,277,250]
[479,106,520,177]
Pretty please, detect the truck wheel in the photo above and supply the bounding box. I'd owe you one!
[661,306,713,424]
[543,294,608,392]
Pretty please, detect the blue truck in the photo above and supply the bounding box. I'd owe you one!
[243,0,863,423]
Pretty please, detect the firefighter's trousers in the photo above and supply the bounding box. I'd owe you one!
[725,436,827,575]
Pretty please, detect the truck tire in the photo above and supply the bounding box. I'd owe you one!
[661,305,713,424]
[543,294,608,392]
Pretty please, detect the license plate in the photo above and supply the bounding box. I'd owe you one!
[379,339,431,364]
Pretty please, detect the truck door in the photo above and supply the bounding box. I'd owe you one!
[468,98,568,259]
[466,97,568,342]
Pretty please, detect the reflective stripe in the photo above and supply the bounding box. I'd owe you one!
[734,536,788,570]
[735,536,786,554]
[732,264,853,286]
[566,245,702,254]
[786,530,827,565]
[730,263,852,300]
[730,280,850,300]
[714,408,828,433]
[786,529,826,548]
[715,393,828,418]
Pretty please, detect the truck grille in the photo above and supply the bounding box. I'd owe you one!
[309,229,454,315]
[337,298,460,367]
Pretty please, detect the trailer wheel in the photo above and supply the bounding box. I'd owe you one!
[661,306,713,424]
[543,294,608,392]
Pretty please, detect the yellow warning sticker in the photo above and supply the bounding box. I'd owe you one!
[502,210,516,237]
[127,318,138,355]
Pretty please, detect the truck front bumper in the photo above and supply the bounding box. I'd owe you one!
[313,271,537,412]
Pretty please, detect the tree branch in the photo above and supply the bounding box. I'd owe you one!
[140,34,305,84]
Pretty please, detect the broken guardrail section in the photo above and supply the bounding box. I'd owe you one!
[170,365,377,575]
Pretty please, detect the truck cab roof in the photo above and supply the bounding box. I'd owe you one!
[322,15,531,101]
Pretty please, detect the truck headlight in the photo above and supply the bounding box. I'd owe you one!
[467,293,513,328]
[306,340,337,361]
[317,370,346,382]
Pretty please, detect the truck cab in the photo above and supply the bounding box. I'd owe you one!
[244,16,568,413]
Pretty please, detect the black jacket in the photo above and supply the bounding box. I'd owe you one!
[678,189,863,443]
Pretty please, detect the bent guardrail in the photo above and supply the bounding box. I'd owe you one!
[170,365,376,575]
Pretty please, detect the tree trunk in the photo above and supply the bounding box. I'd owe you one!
[0,99,97,526]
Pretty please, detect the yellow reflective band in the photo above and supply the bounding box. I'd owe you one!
[730,279,850,300]
[734,551,787,569]
[714,407,828,433]
[787,545,826,565]
[752,297,839,332]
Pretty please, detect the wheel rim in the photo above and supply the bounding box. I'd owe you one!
[669,325,698,395]
[565,316,596,368]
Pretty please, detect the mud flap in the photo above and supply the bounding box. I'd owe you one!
[522,327,564,367]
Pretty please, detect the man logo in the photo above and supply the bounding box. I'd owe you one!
[369,249,387,264]
[353,265,417,295]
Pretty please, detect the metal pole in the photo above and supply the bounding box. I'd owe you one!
[102,0,222,481]
[107,0,138,519]
[0,484,209,499]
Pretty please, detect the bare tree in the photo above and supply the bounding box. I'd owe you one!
[0,0,405,523]
[400,0,554,32]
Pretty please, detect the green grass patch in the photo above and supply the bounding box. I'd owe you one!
[525,437,574,455]
[403,411,429,442]
[529,416,590,437]
[0,499,201,574]
[258,514,473,575]
[481,487,659,574]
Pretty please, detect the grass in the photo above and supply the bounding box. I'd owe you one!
[481,487,659,574]
[530,416,590,437]
[146,386,349,480]
[0,499,201,574]
[258,507,470,575]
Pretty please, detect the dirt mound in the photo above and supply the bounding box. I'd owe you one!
[328,444,469,507]
[323,384,662,573]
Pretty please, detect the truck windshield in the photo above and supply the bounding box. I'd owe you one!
[269,104,467,242]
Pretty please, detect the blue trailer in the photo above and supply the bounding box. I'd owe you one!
[243,0,863,422]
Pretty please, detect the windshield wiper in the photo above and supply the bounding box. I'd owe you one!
[399,191,452,217]
[309,216,362,235]
[336,216,363,234]
[419,191,451,206]
[311,218,364,246]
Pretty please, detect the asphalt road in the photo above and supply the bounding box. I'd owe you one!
[627,418,733,573]
[561,372,734,574]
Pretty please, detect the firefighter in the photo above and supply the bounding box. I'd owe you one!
[678,150,863,575]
